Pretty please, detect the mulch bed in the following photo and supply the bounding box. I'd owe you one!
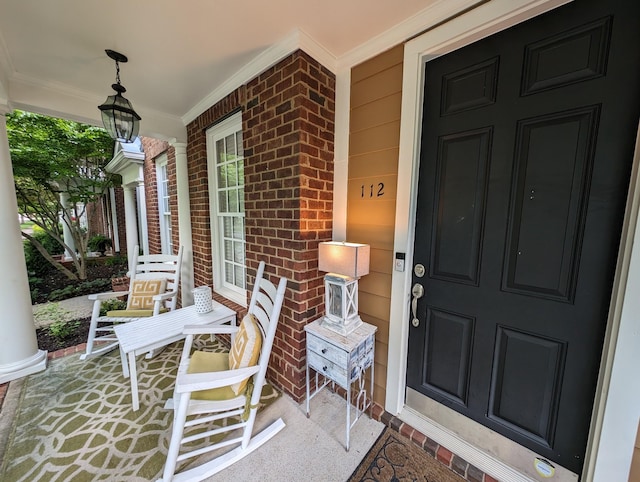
[31,262,125,305]
[36,317,91,353]
[33,262,125,353]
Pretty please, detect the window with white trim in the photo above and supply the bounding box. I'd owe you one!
[207,112,246,306]
[156,153,173,255]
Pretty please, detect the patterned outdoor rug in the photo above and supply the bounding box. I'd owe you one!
[348,428,464,482]
[0,340,279,481]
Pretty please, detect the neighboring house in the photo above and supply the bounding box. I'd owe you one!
[1,0,639,481]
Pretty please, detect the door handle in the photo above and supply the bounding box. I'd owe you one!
[411,283,424,327]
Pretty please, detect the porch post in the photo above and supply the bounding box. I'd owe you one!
[109,187,120,253]
[0,110,47,383]
[136,180,149,256]
[59,191,76,259]
[123,184,139,272]
[171,141,194,306]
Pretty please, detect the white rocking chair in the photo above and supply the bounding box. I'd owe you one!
[160,261,287,482]
[80,245,184,360]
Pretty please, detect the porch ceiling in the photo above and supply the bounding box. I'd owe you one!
[0,0,434,140]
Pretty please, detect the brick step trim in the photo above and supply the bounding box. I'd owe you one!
[371,402,499,482]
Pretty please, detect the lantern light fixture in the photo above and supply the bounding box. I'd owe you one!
[318,241,370,336]
[98,49,141,143]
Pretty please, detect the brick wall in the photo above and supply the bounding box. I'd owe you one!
[139,138,179,256]
[86,199,106,237]
[114,186,127,255]
[186,50,335,401]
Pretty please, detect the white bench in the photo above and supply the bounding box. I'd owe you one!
[114,303,236,410]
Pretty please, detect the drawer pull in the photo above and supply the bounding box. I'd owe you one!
[321,348,327,354]
[323,366,328,372]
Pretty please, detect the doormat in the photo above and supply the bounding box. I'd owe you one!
[348,428,465,482]
[0,340,279,482]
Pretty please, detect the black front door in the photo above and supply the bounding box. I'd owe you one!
[407,0,640,474]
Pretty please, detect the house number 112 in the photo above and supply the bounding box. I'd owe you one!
[361,183,385,198]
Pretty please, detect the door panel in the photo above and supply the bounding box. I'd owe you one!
[423,307,474,405]
[431,128,491,285]
[407,0,640,475]
[488,327,566,448]
[504,106,599,301]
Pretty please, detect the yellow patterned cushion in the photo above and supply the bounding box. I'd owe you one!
[188,351,241,401]
[127,279,167,310]
[229,314,262,395]
[105,308,168,318]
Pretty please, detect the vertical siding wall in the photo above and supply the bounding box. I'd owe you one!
[347,44,404,405]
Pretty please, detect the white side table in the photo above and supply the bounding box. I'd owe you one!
[114,303,236,410]
[305,318,377,451]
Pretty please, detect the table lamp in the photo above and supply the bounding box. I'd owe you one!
[318,241,370,336]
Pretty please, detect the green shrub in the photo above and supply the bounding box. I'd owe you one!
[99,298,127,316]
[34,302,80,340]
[24,226,64,276]
[88,234,112,254]
[48,319,81,340]
[49,278,113,301]
[104,255,127,267]
[34,302,68,326]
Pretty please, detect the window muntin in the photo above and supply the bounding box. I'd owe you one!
[156,154,172,254]
[207,112,246,305]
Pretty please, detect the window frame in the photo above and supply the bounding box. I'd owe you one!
[155,153,173,255]
[206,112,247,307]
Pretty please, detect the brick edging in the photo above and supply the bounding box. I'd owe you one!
[370,402,499,482]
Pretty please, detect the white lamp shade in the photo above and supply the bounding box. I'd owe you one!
[318,242,370,278]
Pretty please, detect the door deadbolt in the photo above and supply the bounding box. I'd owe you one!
[414,264,426,277]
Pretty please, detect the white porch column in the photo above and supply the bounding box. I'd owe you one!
[0,111,47,383]
[171,141,194,306]
[109,187,120,253]
[123,184,139,272]
[136,180,149,256]
[59,191,76,259]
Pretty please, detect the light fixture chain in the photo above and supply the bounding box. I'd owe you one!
[115,60,121,85]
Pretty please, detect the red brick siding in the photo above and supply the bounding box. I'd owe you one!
[186,50,335,401]
[114,186,127,255]
[140,137,179,256]
[86,199,107,237]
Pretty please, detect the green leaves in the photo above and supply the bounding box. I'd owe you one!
[8,110,118,280]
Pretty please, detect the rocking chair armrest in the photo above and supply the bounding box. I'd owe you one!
[88,291,129,301]
[152,290,177,302]
[175,365,260,393]
[183,324,239,336]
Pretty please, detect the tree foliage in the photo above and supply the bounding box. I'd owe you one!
[8,110,117,280]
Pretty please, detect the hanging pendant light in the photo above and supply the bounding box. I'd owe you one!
[98,49,141,143]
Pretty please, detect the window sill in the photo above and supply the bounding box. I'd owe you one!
[214,287,246,308]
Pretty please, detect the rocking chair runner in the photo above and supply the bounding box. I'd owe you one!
[80,245,184,361]
[160,261,287,482]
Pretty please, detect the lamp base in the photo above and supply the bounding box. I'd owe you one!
[320,315,363,336]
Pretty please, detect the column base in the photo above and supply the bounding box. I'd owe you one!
[0,350,47,384]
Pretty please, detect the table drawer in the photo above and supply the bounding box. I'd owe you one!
[307,333,348,366]
[307,350,348,388]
